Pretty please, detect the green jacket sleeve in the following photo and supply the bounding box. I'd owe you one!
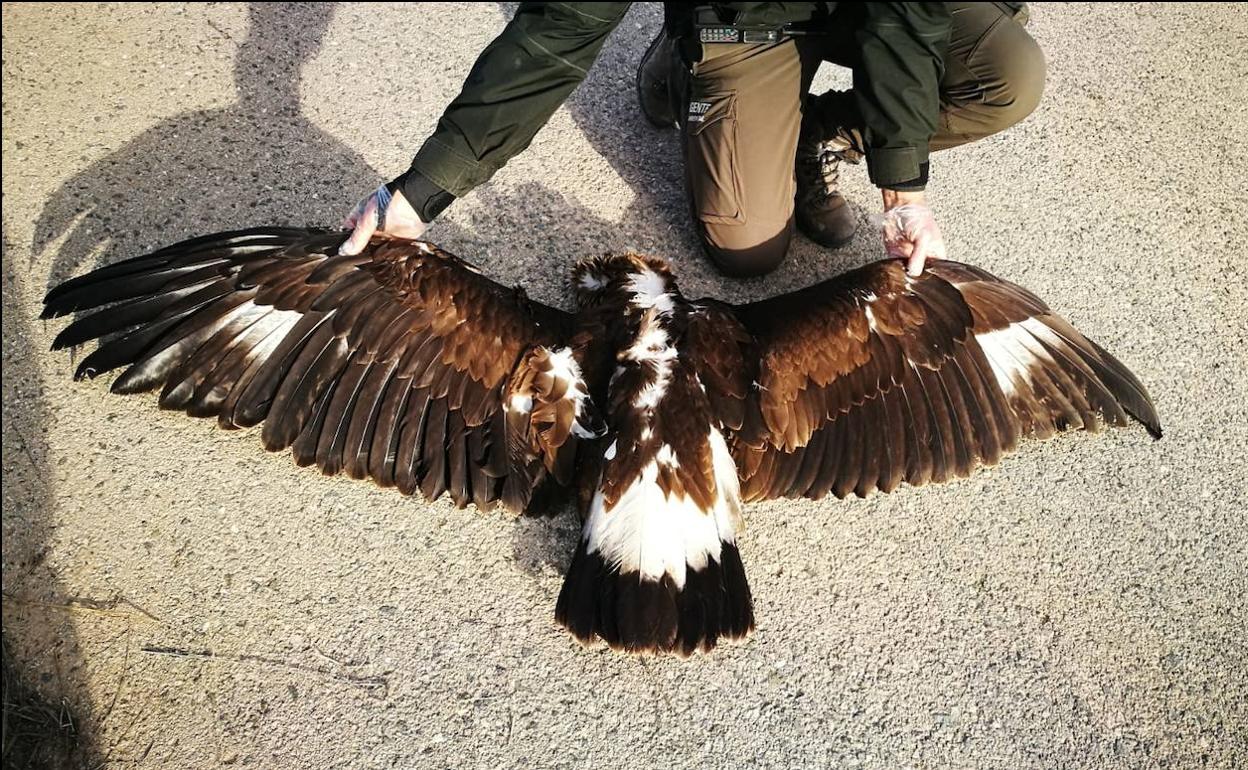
[852,2,951,190]
[408,2,631,201]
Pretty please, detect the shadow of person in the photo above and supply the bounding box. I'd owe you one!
[33,3,384,293]
[19,7,374,756]
[3,226,102,768]
[557,5,693,252]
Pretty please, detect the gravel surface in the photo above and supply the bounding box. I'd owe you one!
[3,3,1246,768]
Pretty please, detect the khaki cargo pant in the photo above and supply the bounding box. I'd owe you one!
[682,2,1046,277]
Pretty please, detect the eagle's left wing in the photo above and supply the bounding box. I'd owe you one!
[687,259,1161,502]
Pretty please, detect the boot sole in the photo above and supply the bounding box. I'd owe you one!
[796,218,857,249]
[803,233,855,249]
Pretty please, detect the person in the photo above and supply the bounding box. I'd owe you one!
[341,2,1044,279]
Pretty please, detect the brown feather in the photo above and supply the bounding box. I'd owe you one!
[419,397,449,502]
[395,387,433,497]
[714,258,1157,503]
[342,358,400,480]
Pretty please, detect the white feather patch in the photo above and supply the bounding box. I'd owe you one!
[626,268,675,316]
[974,319,1057,398]
[656,444,679,469]
[578,271,607,292]
[625,311,678,411]
[620,267,680,411]
[623,313,672,361]
[544,346,596,437]
[584,427,741,588]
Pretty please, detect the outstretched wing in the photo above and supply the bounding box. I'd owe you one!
[42,227,596,514]
[688,259,1161,502]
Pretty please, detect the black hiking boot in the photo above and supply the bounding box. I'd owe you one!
[795,92,864,248]
[636,27,682,129]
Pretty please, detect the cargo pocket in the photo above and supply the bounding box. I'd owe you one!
[685,91,745,226]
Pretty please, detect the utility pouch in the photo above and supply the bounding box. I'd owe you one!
[691,5,828,45]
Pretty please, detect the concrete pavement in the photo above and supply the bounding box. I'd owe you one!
[2,3,1246,767]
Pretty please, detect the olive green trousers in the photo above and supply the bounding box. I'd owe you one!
[683,2,1046,276]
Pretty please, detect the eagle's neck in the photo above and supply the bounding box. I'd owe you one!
[613,265,683,415]
[594,265,693,504]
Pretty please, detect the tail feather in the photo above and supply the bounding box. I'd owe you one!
[555,537,754,656]
[555,429,754,656]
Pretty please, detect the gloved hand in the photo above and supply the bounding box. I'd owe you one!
[339,184,427,256]
[877,191,947,276]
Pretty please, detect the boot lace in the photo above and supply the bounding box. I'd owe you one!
[800,131,863,203]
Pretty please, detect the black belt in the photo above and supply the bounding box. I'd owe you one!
[692,6,831,45]
[695,23,825,44]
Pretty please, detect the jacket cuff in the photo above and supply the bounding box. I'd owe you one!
[866,146,930,191]
[409,135,489,198]
[880,161,929,193]
[393,168,456,224]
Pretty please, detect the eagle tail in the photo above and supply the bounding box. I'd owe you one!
[555,531,753,658]
[555,430,754,656]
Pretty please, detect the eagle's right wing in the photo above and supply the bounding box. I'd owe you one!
[42,228,598,514]
[687,259,1161,502]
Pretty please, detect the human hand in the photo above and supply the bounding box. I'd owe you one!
[878,190,946,276]
[339,184,427,256]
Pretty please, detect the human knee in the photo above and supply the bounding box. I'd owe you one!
[700,220,792,278]
[989,34,1047,131]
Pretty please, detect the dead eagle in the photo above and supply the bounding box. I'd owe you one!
[43,228,1161,656]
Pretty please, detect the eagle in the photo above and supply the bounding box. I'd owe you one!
[41,228,1161,656]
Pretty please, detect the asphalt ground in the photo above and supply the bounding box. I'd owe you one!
[2,3,1245,768]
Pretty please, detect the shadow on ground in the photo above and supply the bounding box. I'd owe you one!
[10,4,381,765]
[32,4,380,293]
[2,227,99,768]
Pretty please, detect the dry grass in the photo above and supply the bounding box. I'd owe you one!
[1,635,91,770]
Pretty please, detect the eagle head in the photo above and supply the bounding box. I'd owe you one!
[571,253,678,309]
